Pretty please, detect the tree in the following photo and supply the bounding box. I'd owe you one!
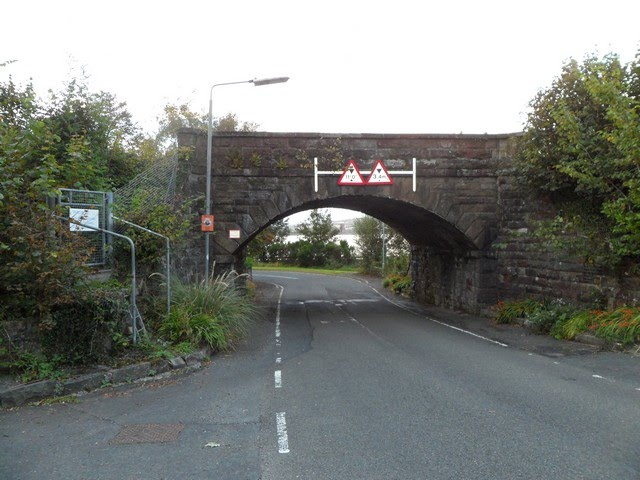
[0,74,92,321]
[247,219,290,263]
[354,216,410,275]
[516,50,640,267]
[155,104,258,151]
[43,76,147,190]
[0,71,149,323]
[354,216,382,273]
[297,210,339,245]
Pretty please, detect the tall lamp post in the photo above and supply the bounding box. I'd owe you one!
[204,76,289,280]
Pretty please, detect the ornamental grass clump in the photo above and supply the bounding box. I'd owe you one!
[590,307,640,345]
[493,299,544,324]
[159,272,257,351]
[546,306,640,346]
[554,310,596,340]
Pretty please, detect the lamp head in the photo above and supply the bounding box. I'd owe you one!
[252,76,290,86]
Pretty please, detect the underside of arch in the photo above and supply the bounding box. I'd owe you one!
[238,195,477,255]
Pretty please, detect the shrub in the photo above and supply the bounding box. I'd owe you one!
[553,310,596,340]
[383,274,412,296]
[39,282,130,364]
[159,272,257,351]
[526,301,577,335]
[493,299,544,324]
[591,307,640,345]
[9,352,66,383]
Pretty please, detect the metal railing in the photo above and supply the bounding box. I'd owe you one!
[113,216,171,316]
[58,215,145,344]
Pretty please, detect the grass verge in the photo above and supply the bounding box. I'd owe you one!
[252,263,359,275]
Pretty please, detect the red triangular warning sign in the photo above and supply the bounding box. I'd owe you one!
[366,160,393,185]
[337,160,365,186]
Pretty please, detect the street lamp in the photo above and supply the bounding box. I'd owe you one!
[204,76,289,280]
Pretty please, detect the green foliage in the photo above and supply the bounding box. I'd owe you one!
[354,216,410,275]
[247,219,290,262]
[495,299,640,346]
[41,76,147,190]
[590,307,640,345]
[250,152,262,167]
[159,272,257,351]
[284,240,354,268]
[493,299,544,324]
[115,202,191,268]
[9,352,65,383]
[383,274,412,296]
[214,112,258,133]
[526,300,577,335]
[275,156,287,169]
[555,310,596,340]
[298,210,339,245]
[516,50,640,267]
[155,105,258,151]
[39,282,130,364]
[553,307,640,345]
[249,212,355,268]
[227,149,243,169]
[155,103,207,149]
[0,71,149,326]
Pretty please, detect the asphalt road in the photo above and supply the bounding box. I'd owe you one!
[2,271,640,479]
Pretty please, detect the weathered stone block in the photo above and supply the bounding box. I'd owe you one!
[1,380,56,408]
[110,362,152,384]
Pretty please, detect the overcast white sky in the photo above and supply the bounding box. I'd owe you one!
[3,0,639,222]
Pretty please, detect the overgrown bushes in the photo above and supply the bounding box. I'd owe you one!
[493,299,640,346]
[383,274,412,296]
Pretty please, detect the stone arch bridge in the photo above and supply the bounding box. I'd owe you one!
[176,129,615,313]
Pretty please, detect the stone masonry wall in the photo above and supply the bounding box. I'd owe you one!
[493,172,640,308]
[176,129,640,314]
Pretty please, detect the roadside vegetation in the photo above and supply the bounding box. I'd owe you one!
[499,49,640,350]
[493,299,640,347]
[0,64,258,383]
[516,50,640,271]
[158,273,256,352]
[247,211,354,269]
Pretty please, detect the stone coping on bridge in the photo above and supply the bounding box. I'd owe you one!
[179,127,523,140]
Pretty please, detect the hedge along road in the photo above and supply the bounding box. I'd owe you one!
[1,271,639,479]
[256,271,640,480]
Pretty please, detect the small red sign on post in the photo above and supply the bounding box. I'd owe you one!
[201,215,214,232]
[337,160,366,186]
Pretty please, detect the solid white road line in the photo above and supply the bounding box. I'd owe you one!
[257,274,299,280]
[276,412,290,453]
[359,280,509,348]
[275,370,282,388]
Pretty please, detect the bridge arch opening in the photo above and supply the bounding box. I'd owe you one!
[238,195,476,255]
[236,195,495,313]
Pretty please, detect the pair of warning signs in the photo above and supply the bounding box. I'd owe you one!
[338,160,393,186]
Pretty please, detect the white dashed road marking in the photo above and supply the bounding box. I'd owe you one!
[276,412,290,453]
